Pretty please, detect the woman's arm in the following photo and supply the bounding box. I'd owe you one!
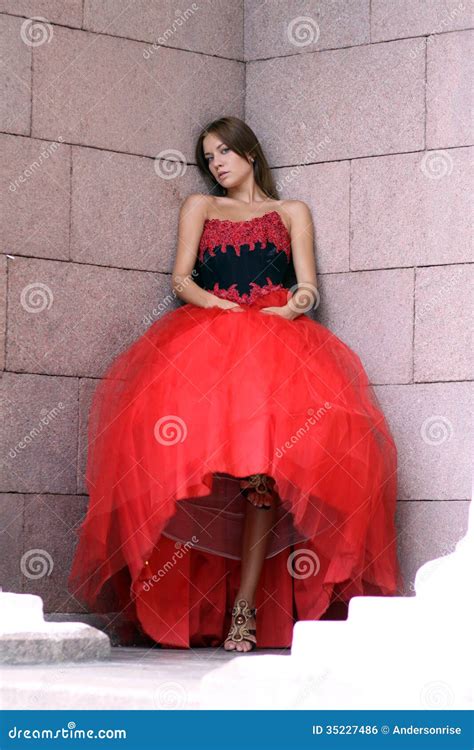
[287,200,318,313]
[171,194,242,310]
[260,200,318,320]
[171,194,219,308]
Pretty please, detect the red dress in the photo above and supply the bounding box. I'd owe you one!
[68,210,403,648]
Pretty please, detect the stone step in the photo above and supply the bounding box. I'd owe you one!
[0,592,110,664]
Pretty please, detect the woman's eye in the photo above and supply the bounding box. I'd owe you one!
[207,147,229,162]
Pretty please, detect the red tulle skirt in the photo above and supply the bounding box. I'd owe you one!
[68,288,403,648]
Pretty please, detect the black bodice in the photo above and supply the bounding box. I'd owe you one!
[195,211,293,306]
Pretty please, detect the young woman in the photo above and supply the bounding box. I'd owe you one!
[69,116,402,653]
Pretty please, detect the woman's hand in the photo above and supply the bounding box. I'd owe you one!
[259,303,300,320]
[216,299,246,313]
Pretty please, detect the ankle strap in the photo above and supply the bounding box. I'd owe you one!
[232,598,257,615]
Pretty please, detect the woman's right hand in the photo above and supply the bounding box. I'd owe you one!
[217,299,245,313]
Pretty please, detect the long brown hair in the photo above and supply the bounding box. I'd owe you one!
[193,116,296,289]
[195,116,279,199]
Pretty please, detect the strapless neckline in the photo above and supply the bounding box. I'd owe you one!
[203,210,290,240]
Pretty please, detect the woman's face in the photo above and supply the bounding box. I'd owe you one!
[202,132,253,189]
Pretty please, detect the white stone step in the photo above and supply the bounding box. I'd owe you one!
[0,592,110,664]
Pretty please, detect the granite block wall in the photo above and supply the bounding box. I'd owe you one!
[0,2,472,625]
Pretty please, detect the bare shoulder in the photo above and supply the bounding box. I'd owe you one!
[179,193,213,219]
[281,199,312,224]
[278,201,313,239]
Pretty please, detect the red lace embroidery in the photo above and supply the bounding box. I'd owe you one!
[212,279,285,305]
[198,210,291,261]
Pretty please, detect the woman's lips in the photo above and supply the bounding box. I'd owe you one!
[219,172,229,179]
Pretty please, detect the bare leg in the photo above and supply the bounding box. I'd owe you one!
[224,479,277,652]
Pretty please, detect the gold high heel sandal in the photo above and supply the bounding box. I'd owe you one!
[224,598,257,651]
[240,473,273,510]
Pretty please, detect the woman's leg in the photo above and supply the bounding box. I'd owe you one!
[224,478,277,652]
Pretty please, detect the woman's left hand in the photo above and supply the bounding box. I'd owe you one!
[259,303,300,320]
